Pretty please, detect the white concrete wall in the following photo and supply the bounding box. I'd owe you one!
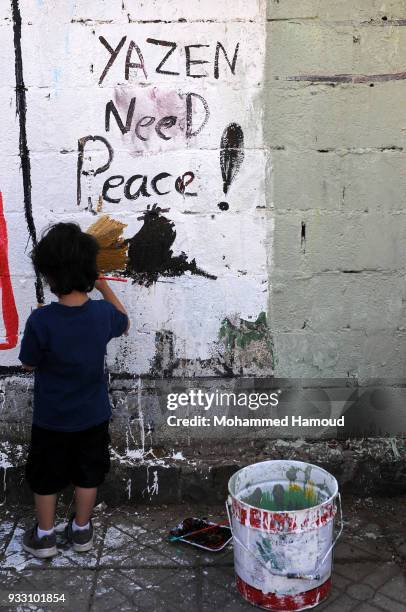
[0,0,271,376]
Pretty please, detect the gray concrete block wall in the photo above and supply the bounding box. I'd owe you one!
[266,0,406,381]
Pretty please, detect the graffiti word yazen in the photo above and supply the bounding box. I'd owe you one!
[98,36,240,84]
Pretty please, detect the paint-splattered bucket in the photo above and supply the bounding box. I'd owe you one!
[226,460,342,611]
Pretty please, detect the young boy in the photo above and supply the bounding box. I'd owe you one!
[18,222,129,558]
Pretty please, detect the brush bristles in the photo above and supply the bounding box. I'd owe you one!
[86,215,128,273]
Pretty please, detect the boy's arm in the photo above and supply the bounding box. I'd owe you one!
[95,278,130,333]
[21,305,45,368]
[19,318,42,370]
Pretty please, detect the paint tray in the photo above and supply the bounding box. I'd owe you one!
[169,517,232,552]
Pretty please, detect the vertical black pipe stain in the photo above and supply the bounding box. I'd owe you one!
[11,0,44,303]
[301,221,306,253]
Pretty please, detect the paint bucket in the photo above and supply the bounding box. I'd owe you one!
[226,460,342,611]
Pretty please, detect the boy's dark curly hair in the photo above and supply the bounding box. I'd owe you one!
[31,223,99,296]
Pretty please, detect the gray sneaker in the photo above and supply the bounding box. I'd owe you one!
[65,515,93,552]
[22,524,57,558]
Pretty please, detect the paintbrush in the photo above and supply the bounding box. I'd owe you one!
[99,276,128,283]
[86,215,129,280]
[169,520,230,542]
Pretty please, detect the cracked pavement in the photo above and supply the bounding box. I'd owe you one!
[0,494,405,611]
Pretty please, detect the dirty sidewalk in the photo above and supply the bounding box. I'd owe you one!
[0,495,405,611]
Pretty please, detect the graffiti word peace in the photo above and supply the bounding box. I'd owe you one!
[102,171,197,203]
[76,135,198,206]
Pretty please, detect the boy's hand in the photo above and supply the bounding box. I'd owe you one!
[94,276,130,333]
[95,278,109,292]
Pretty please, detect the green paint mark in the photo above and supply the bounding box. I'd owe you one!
[242,482,324,511]
[257,537,284,570]
[219,311,267,348]
[218,311,275,368]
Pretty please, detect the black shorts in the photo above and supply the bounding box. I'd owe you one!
[26,420,111,495]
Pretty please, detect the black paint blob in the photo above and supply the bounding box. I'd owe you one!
[220,123,244,195]
[218,201,229,211]
[126,204,217,286]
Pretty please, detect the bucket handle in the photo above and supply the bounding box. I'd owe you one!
[225,492,343,581]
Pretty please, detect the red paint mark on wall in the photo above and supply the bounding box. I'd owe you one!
[0,192,18,349]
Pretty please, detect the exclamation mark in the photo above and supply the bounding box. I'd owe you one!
[218,123,245,211]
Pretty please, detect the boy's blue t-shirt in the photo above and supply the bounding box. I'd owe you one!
[18,298,128,432]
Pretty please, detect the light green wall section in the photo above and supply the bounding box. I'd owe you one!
[265,1,406,380]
